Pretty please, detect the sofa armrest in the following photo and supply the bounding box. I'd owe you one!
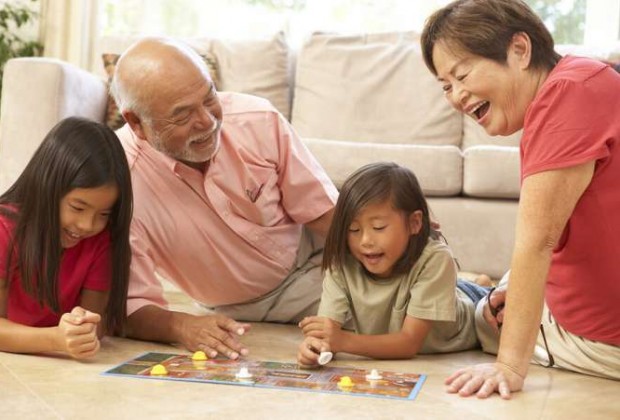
[0,57,108,191]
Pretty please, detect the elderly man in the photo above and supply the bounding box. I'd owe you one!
[110,38,337,359]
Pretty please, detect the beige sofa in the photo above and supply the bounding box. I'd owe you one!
[6,31,605,279]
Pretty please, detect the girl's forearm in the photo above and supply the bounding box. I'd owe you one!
[0,318,60,354]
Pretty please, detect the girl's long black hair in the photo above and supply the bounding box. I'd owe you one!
[0,117,133,334]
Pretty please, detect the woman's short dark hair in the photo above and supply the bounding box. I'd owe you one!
[421,0,561,75]
[323,162,437,278]
[0,117,133,334]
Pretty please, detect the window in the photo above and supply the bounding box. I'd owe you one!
[99,0,620,48]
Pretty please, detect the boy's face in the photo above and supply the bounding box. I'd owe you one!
[347,200,421,278]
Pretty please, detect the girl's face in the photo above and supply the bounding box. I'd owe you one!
[347,200,422,279]
[59,184,119,248]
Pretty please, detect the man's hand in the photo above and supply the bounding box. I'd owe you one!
[56,306,101,359]
[445,362,525,399]
[297,336,329,366]
[179,314,251,359]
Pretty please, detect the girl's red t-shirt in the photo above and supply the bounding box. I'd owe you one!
[0,214,111,327]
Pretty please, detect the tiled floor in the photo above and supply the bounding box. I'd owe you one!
[1,293,619,419]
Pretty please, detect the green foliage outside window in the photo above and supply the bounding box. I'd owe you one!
[0,0,43,97]
[525,0,586,44]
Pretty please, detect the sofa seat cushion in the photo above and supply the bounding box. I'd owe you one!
[428,197,517,279]
[292,31,462,146]
[463,145,520,199]
[302,138,462,196]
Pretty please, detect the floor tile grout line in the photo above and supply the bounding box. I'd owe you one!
[1,361,65,419]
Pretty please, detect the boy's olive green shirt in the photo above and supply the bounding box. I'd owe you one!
[318,239,478,354]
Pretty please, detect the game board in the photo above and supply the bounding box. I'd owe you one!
[103,352,426,400]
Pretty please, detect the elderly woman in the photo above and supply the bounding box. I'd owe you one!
[421,0,620,399]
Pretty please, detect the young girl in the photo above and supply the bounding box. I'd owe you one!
[0,117,132,359]
[297,162,488,365]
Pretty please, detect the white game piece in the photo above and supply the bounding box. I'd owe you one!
[365,369,382,381]
[318,351,333,365]
[235,367,253,379]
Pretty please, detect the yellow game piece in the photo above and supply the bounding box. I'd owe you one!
[150,364,168,375]
[338,376,353,387]
[192,360,207,370]
[192,351,208,361]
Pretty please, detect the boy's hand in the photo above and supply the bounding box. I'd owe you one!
[297,336,330,366]
[483,287,507,331]
[56,306,101,359]
[298,316,343,352]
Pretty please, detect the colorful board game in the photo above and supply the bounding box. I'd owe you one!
[103,352,426,400]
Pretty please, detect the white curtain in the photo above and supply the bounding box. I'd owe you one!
[40,0,99,70]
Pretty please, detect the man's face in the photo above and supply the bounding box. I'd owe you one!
[144,72,223,166]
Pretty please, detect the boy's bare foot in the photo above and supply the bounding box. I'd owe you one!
[474,274,493,287]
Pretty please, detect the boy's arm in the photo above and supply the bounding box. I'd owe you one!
[333,315,432,359]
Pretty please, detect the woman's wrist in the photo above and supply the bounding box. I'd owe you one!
[496,358,528,379]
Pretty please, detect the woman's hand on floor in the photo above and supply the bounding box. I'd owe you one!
[445,362,525,399]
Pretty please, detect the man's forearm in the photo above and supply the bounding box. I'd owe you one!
[305,208,334,238]
[126,305,188,344]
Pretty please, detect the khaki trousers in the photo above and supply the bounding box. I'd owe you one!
[475,272,620,380]
[201,227,324,324]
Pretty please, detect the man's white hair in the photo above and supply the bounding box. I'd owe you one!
[109,38,211,124]
[109,65,152,122]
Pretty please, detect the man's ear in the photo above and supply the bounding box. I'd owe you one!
[122,110,148,141]
[408,210,423,235]
[509,31,533,70]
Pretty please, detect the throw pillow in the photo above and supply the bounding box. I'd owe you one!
[102,51,220,130]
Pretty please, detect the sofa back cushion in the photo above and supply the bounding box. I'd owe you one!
[461,118,522,149]
[303,138,463,196]
[292,31,462,146]
[96,33,291,119]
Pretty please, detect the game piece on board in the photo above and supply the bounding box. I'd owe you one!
[318,351,333,365]
[192,351,208,361]
[338,376,353,387]
[235,367,253,379]
[150,364,168,375]
[365,369,383,381]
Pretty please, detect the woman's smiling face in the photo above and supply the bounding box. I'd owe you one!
[432,36,534,137]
